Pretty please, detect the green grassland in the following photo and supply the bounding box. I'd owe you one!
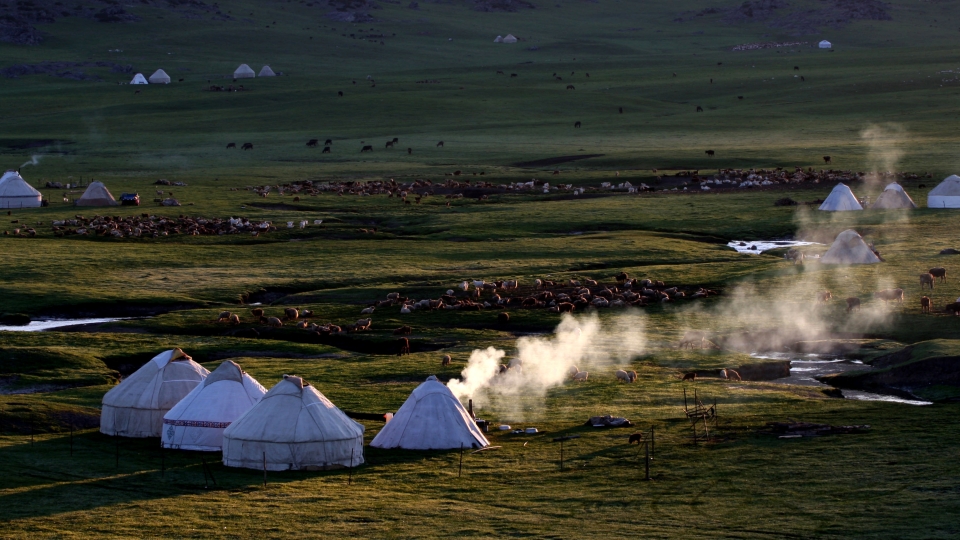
[3,0,960,537]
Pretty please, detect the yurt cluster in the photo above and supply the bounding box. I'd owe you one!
[129,64,276,85]
[100,350,487,471]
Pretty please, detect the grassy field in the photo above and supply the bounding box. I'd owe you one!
[3,0,960,537]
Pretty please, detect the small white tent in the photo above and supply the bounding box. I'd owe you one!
[819,183,863,211]
[148,69,171,84]
[370,376,489,450]
[494,35,503,43]
[130,73,148,84]
[76,181,119,207]
[100,349,208,438]
[870,182,917,209]
[820,229,881,265]
[819,40,832,49]
[0,170,41,209]
[502,34,518,43]
[222,375,365,470]
[258,65,276,77]
[161,360,266,451]
[234,64,255,79]
[927,175,960,208]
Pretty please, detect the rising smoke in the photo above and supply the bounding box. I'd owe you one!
[447,311,646,419]
[860,123,906,191]
[20,155,42,168]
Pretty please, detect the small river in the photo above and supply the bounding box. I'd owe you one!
[728,240,821,254]
[0,318,129,332]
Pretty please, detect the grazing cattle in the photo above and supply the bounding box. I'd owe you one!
[322,146,331,153]
[510,73,518,77]
[386,141,394,148]
[226,142,236,149]
[242,143,253,150]
[737,95,743,100]
[920,273,935,290]
[823,156,831,164]
[498,312,510,324]
[442,354,452,367]
[437,141,444,148]
[846,297,861,313]
[628,433,644,445]
[619,107,623,114]
[325,139,333,145]
[681,372,697,382]
[705,150,715,157]
[696,106,703,112]
[338,91,343,96]
[566,85,574,90]
[392,137,399,143]
[944,302,960,316]
[874,288,904,304]
[930,267,947,282]
[307,139,319,147]
[496,70,504,75]
[816,291,832,304]
[921,296,932,313]
[393,325,412,335]
[361,145,373,152]
[574,121,581,128]
[396,337,411,356]
[794,66,799,71]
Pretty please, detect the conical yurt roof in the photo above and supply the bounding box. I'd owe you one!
[148,69,171,84]
[222,375,365,470]
[818,183,863,211]
[819,40,832,48]
[76,181,119,207]
[258,65,276,77]
[370,376,489,450]
[870,182,917,209]
[130,73,148,84]
[927,175,960,208]
[820,229,881,265]
[100,349,208,437]
[502,34,518,43]
[161,360,266,451]
[234,64,255,78]
[494,35,503,42]
[0,170,42,209]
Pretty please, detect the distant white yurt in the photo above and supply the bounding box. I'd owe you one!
[870,182,917,209]
[161,360,266,451]
[222,375,365,470]
[502,34,518,43]
[819,183,863,211]
[75,181,119,207]
[100,349,208,438]
[819,40,832,49]
[820,229,881,265]
[258,65,276,77]
[370,376,489,450]
[493,35,503,43]
[148,69,171,84]
[234,64,255,79]
[130,73,148,84]
[927,175,960,208]
[0,170,42,209]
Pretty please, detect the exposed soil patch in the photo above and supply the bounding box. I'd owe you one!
[513,154,605,168]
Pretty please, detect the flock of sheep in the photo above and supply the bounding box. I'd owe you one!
[44,214,278,238]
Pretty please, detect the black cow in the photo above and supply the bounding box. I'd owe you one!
[574,121,581,128]
[226,142,236,149]
[242,143,253,150]
[361,145,373,152]
[307,139,319,147]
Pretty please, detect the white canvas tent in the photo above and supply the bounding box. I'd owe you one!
[75,181,118,207]
[258,65,276,77]
[819,183,863,211]
[502,34,518,43]
[234,64,255,79]
[148,69,171,84]
[820,229,881,265]
[370,376,489,450]
[870,182,917,209]
[819,40,832,49]
[100,349,208,438]
[130,73,148,84]
[222,375,365,470]
[927,175,960,208]
[493,35,503,43]
[161,360,266,451]
[0,170,41,209]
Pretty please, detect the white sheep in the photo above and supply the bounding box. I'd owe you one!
[473,280,485,288]
[459,281,469,291]
[446,289,455,296]
[400,306,412,314]
[573,371,589,382]
[361,307,375,314]
[568,365,580,378]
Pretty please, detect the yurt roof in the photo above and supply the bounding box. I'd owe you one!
[148,69,170,82]
[820,229,881,265]
[130,73,148,84]
[818,183,863,211]
[258,65,276,77]
[0,171,41,198]
[370,376,489,450]
[929,175,960,197]
[870,182,917,209]
[234,64,255,77]
[101,349,207,409]
[76,181,119,206]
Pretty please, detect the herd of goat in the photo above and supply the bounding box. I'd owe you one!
[816,267,960,315]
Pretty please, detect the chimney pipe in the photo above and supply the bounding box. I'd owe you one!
[468,399,474,419]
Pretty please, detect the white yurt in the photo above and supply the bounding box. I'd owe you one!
[870,182,917,209]
[234,64,255,79]
[502,34,518,43]
[819,40,832,49]
[75,181,118,207]
[222,375,365,470]
[148,69,171,84]
[820,229,881,265]
[161,360,266,451]
[819,183,863,211]
[100,349,208,438]
[258,65,276,77]
[927,175,960,208]
[493,35,503,43]
[370,376,489,450]
[0,170,42,209]
[130,73,148,84]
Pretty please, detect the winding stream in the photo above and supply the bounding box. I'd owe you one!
[0,318,129,332]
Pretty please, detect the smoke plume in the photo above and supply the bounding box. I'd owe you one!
[20,155,42,168]
[860,123,906,191]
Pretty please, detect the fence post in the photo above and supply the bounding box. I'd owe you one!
[263,452,267,488]
[650,427,655,459]
[69,425,73,457]
[349,448,354,485]
[644,441,650,481]
[458,443,464,478]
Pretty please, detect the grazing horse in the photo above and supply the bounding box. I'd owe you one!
[510,73,518,77]
[436,141,444,148]
[385,141,394,148]
[226,142,236,149]
[681,372,697,382]
[737,95,744,99]
[392,137,399,143]
[930,267,947,282]
[338,91,343,96]
[823,156,831,164]
[241,142,253,150]
[322,146,331,153]
[566,85,575,90]
[696,105,703,112]
[361,145,373,152]
[574,121,581,128]
[705,150,715,156]
[306,139,319,147]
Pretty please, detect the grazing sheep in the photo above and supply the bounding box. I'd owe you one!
[266,317,283,328]
[355,318,372,330]
[615,369,632,383]
[816,291,832,304]
[930,267,947,282]
[284,307,299,320]
[616,272,629,283]
[386,292,400,300]
[628,370,637,382]
[460,281,469,291]
[584,279,598,287]
[573,371,589,382]
[251,308,264,319]
[920,273,935,290]
[396,337,411,356]
[678,331,706,349]
[944,302,960,316]
[217,311,232,323]
[400,306,412,314]
[921,296,932,313]
[361,306,375,315]
[442,354,452,367]
[846,297,861,313]
[569,279,581,287]
[628,433,644,445]
[301,310,314,318]
[498,312,510,324]
[557,302,575,313]
[681,372,697,382]
[473,280,485,288]
[393,325,412,335]
[228,314,240,325]
[874,288,904,304]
